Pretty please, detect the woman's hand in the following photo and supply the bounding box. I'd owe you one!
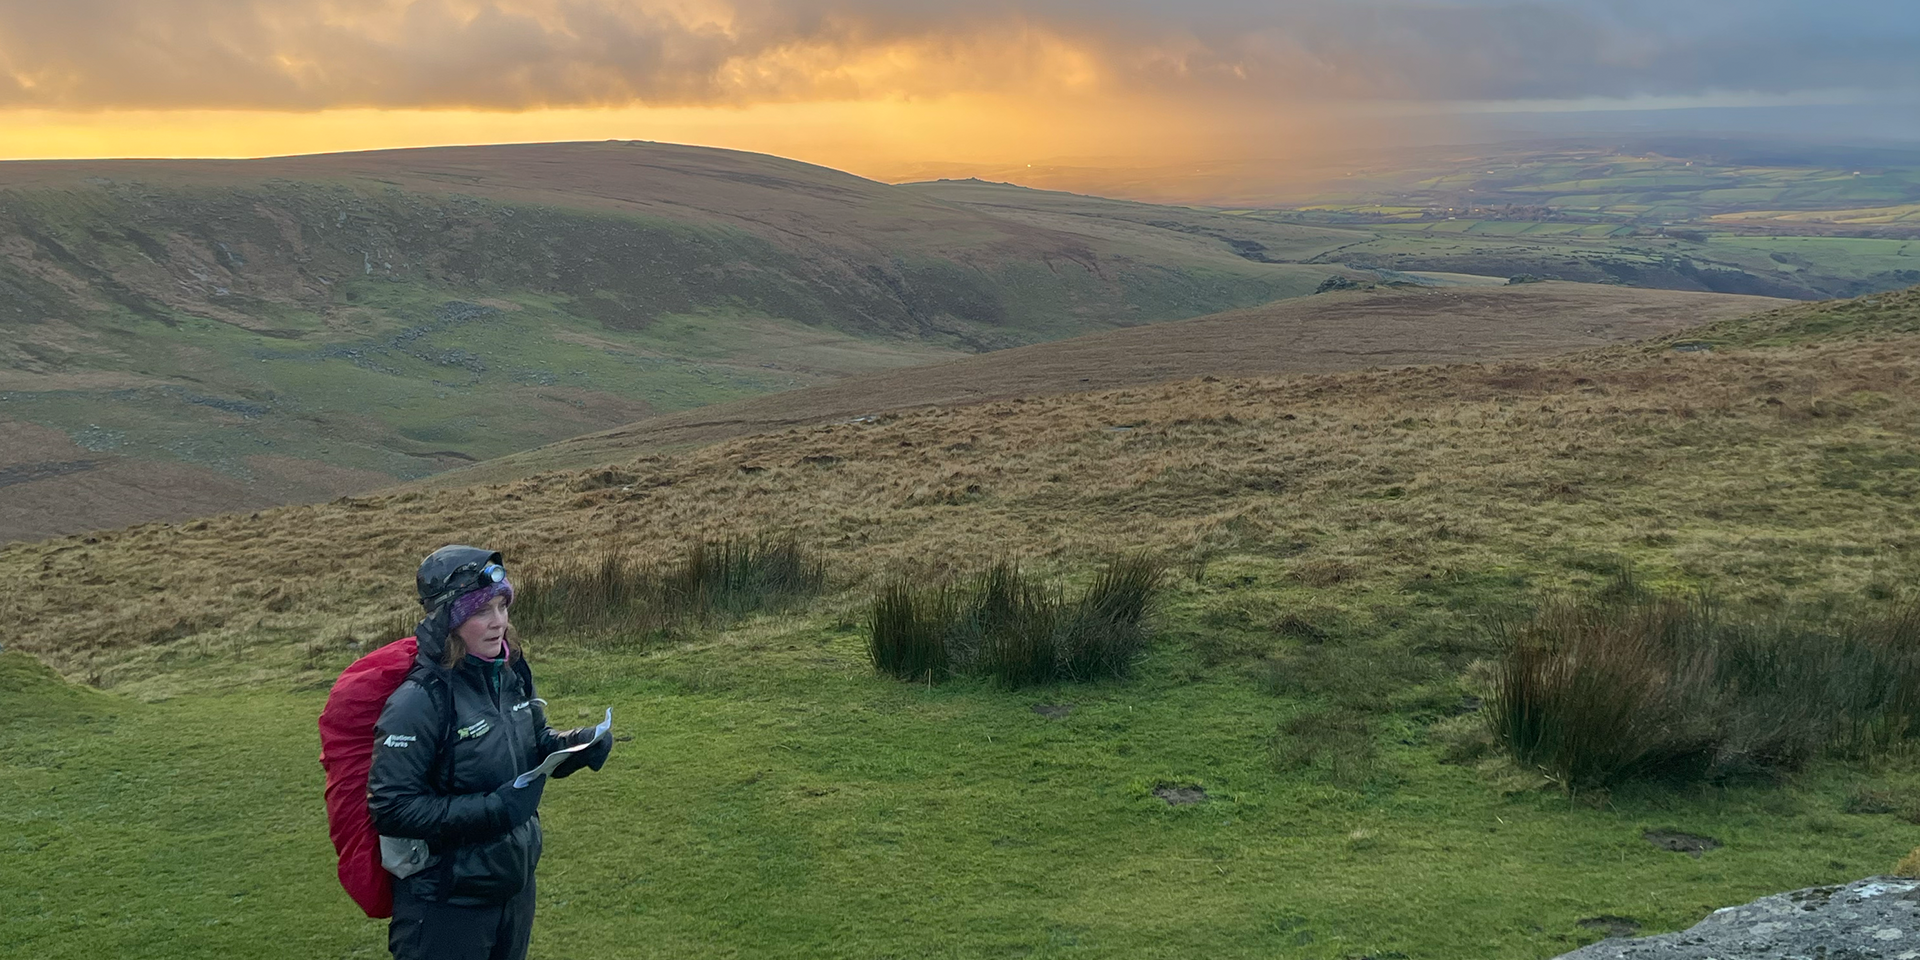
[551,730,613,778]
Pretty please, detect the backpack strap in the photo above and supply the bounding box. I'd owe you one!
[406,665,460,794]
[511,657,536,700]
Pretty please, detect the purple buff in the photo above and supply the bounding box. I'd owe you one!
[450,578,515,629]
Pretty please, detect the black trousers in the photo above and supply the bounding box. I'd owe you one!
[389,874,536,960]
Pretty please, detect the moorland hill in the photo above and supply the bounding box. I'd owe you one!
[8,139,1914,545]
[0,141,1353,541]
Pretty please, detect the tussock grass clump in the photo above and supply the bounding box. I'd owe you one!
[516,538,826,640]
[1492,592,1920,788]
[659,539,829,620]
[867,555,1166,687]
[866,582,956,683]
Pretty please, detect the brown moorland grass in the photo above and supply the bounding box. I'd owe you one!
[430,283,1779,485]
[4,287,1917,695]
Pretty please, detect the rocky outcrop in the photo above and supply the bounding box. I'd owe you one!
[1555,876,1920,959]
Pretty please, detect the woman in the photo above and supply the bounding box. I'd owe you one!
[369,545,612,960]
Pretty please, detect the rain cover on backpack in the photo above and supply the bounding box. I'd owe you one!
[318,637,419,919]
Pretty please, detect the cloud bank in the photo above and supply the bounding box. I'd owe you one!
[1,0,1914,113]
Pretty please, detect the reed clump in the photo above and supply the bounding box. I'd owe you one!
[867,555,1166,687]
[1491,592,1920,788]
[515,538,827,640]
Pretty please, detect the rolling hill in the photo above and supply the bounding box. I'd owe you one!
[6,138,1908,544]
[0,141,1353,542]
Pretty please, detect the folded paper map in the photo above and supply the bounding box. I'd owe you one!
[514,708,612,788]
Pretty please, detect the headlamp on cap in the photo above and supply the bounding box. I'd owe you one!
[420,555,509,610]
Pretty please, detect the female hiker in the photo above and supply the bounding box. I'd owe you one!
[368,545,612,960]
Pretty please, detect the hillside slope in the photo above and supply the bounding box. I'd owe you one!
[4,285,1914,694]
[429,283,1779,484]
[0,141,1347,541]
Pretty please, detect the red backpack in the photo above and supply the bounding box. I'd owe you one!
[317,637,423,918]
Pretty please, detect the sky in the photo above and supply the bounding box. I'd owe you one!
[0,0,1915,176]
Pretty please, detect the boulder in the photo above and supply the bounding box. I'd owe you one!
[1554,876,1920,959]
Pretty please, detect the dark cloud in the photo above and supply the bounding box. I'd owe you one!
[0,0,1913,111]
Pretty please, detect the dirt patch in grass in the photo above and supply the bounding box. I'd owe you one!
[1152,784,1208,806]
[1643,829,1722,858]
[1030,703,1074,720]
[1576,915,1642,938]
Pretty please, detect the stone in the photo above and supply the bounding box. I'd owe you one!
[1553,877,1920,959]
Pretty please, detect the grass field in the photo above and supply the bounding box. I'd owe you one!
[6,630,1914,960]
[6,287,1920,958]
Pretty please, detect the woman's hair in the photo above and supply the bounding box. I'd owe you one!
[441,624,521,668]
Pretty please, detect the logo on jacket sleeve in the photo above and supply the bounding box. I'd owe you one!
[382,734,416,748]
[457,719,493,740]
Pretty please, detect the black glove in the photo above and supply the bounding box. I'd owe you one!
[552,731,613,779]
[492,776,545,830]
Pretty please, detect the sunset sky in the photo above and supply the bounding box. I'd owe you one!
[0,0,1915,176]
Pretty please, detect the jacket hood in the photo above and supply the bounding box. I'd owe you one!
[412,604,455,666]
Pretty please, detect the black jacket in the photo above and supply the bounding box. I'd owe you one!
[367,610,584,906]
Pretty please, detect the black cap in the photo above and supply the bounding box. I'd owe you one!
[416,545,504,612]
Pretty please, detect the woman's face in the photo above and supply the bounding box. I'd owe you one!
[455,595,510,660]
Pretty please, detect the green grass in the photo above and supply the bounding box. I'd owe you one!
[4,598,1915,960]
[11,289,1920,955]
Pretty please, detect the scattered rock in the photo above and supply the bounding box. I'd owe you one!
[1152,784,1207,806]
[1315,275,1366,293]
[1577,916,1642,938]
[1030,703,1073,720]
[1642,829,1720,858]
[1553,877,1920,959]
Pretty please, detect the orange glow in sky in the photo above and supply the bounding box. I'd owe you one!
[0,95,1319,180]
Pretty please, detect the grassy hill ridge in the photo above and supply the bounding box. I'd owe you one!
[0,141,1345,542]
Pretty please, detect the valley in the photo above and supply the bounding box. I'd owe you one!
[0,141,1342,541]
